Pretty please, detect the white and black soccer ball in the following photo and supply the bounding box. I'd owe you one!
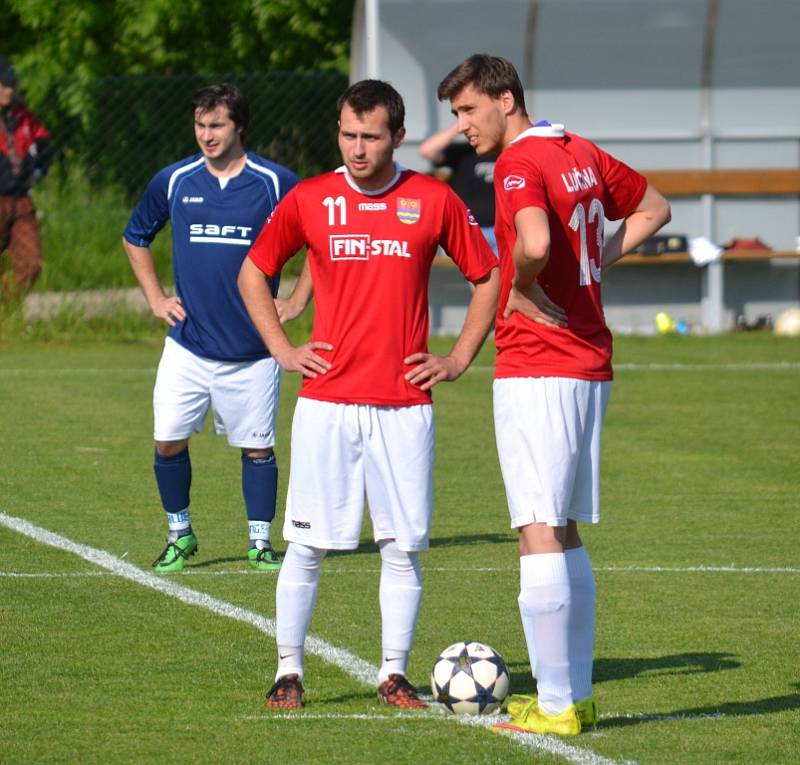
[431,641,510,715]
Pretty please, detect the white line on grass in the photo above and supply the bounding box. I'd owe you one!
[4,563,796,578]
[0,512,376,688]
[2,361,799,377]
[466,362,800,373]
[0,511,630,765]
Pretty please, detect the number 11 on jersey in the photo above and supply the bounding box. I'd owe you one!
[323,196,347,226]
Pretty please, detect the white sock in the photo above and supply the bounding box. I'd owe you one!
[249,520,271,547]
[166,509,191,539]
[275,543,326,681]
[378,540,422,683]
[565,546,596,702]
[379,648,409,683]
[518,552,573,715]
[276,645,305,682]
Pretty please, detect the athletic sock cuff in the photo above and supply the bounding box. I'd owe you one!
[520,552,569,588]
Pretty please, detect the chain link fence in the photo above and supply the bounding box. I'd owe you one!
[4,71,350,300]
[36,70,349,195]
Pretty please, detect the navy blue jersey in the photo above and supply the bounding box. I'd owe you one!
[124,152,299,361]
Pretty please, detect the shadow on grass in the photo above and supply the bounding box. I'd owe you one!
[601,685,800,728]
[322,533,516,559]
[188,556,250,569]
[507,652,741,701]
[177,534,515,568]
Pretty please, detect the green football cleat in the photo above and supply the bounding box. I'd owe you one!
[506,694,597,728]
[493,702,582,736]
[152,533,198,573]
[248,544,281,571]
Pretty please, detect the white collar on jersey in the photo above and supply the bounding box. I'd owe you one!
[511,121,566,143]
[335,162,405,196]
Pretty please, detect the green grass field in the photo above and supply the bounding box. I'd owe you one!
[1,332,798,764]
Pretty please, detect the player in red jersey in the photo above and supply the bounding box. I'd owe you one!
[438,55,671,735]
[239,79,499,710]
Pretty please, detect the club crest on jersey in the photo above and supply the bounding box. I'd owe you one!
[396,197,421,225]
[503,175,526,191]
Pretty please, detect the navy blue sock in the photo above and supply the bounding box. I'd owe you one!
[242,454,278,546]
[154,448,192,525]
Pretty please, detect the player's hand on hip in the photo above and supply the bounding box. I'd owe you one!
[278,341,333,378]
[154,296,186,327]
[274,297,300,324]
[404,352,461,390]
[503,284,567,327]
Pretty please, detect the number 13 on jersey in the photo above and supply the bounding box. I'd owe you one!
[569,199,604,286]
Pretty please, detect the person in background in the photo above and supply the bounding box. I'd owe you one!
[419,121,498,255]
[0,55,50,305]
[122,83,299,573]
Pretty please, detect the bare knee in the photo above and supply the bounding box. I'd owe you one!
[518,520,582,555]
[156,439,189,458]
[242,447,274,459]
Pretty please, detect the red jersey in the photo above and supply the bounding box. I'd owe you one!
[494,124,647,380]
[248,166,497,406]
[0,103,49,196]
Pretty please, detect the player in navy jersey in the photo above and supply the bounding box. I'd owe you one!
[123,83,299,573]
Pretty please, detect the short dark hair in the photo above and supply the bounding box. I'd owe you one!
[437,54,527,116]
[192,83,250,141]
[337,80,405,136]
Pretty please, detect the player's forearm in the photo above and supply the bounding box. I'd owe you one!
[419,123,459,163]
[603,185,671,268]
[446,268,499,373]
[122,239,169,310]
[239,258,296,361]
[289,258,314,312]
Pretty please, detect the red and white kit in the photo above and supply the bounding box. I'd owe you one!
[493,124,646,526]
[249,165,497,549]
[249,166,496,406]
[493,123,647,381]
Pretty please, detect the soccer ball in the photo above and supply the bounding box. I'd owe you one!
[430,641,510,715]
[774,307,800,337]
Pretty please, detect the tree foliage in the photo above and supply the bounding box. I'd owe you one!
[1,0,353,111]
[0,0,353,192]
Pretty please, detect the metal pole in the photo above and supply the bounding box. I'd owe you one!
[365,0,380,80]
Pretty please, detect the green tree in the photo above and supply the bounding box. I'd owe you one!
[1,0,353,112]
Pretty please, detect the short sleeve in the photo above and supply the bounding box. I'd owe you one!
[438,186,498,281]
[123,171,170,247]
[495,152,549,216]
[247,187,306,277]
[593,147,647,220]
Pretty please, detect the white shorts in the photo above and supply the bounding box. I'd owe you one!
[493,377,611,528]
[153,337,281,449]
[284,398,435,551]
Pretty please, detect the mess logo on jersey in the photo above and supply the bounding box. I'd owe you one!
[503,175,526,191]
[396,197,421,225]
